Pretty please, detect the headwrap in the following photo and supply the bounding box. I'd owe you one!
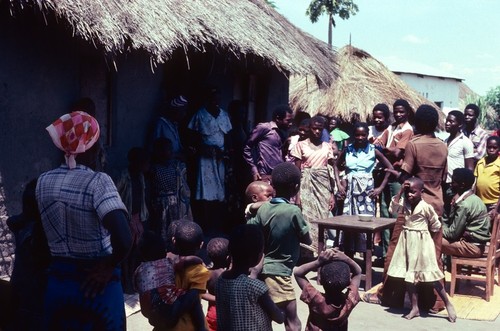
[46,111,100,169]
[170,95,188,108]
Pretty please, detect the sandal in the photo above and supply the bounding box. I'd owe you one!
[362,293,381,305]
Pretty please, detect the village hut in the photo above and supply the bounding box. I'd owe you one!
[290,45,444,125]
[0,0,337,276]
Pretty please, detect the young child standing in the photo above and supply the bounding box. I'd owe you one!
[216,224,284,331]
[203,237,230,331]
[474,136,500,214]
[387,177,456,322]
[244,180,274,221]
[134,230,207,330]
[294,248,361,331]
[248,162,311,331]
[368,103,390,143]
[150,137,192,243]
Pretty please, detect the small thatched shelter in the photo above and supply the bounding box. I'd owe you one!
[290,45,444,124]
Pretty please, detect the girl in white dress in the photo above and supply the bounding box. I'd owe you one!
[387,177,456,322]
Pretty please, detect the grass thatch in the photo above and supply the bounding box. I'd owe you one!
[290,45,444,126]
[8,0,337,85]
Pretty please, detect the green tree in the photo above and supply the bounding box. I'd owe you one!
[485,85,500,119]
[306,0,359,48]
[461,94,497,130]
[264,0,277,9]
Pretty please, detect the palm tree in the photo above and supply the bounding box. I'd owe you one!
[306,0,359,48]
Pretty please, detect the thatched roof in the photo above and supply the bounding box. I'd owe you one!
[8,0,337,84]
[290,45,444,124]
[458,82,478,100]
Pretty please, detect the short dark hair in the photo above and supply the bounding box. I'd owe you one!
[407,176,424,191]
[354,121,369,133]
[228,224,264,268]
[447,110,465,125]
[310,115,326,127]
[299,118,311,127]
[372,103,390,120]
[415,105,439,134]
[465,103,480,117]
[320,261,351,293]
[393,99,411,112]
[272,105,293,121]
[452,168,475,190]
[207,237,230,269]
[166,220,183,253]
[139,230,166,262]
[487,135,500,146]
[271,162,301,191]
[174,221,204,256]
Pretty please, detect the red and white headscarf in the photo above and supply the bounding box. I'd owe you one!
[46,111,100,169]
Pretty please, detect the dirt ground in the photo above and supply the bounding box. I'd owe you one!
[126,256,499,331]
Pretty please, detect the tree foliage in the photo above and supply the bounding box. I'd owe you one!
[485,85,500,118]
[306,0,359,27]
[461,94,497,130]
[264,0,277,9]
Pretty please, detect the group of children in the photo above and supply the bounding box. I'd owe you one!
[133,162,364,331]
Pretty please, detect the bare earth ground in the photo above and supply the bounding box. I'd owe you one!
[127,252,500,331]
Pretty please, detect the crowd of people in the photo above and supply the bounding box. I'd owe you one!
[2,91,500,331]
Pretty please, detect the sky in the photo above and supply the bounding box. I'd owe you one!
[274,0,500,96]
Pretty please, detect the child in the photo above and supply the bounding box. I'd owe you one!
[368,103,390,143]
[329,116,350,153]
[337,122,393,257]
[150,137,192,243]
[216,224,284,330]
[294,248,361,331]
[116,147,150,294]
[248,162,311,331]
[474,136,500,214]
[244,180,274,221]
[387,177,456,322]
[203,238,230,331]
[134,230,207,330]
[285,118,311,162]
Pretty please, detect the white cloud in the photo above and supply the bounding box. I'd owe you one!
[402,34,428,44]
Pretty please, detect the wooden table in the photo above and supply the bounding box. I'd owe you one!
[311,215,396,290]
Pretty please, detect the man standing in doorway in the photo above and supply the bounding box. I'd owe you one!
[243,105,293,183]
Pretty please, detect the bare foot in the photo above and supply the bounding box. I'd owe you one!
[446,304,457,323]
[403,309,420,320]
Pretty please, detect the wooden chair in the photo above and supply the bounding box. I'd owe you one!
[449,214,500,301]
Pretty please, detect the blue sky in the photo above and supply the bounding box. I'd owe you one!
[274,0,500,96]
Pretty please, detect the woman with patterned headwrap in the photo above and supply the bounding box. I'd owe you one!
[36,111,132,330]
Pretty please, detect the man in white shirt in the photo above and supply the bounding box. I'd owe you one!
[443,110,474,215]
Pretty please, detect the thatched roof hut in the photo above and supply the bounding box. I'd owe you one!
[7,0,337,85]
[290,45,443,124]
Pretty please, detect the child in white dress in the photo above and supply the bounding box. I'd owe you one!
[387,177,457,322]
